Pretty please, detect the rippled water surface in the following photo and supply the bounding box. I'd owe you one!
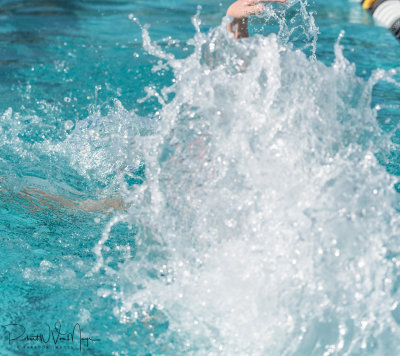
[0,0,400,355]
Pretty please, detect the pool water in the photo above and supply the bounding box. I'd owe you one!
[0,0,400,355]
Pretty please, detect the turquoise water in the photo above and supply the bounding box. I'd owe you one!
[1,0,400,355]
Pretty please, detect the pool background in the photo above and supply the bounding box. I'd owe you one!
[0,0,400,355]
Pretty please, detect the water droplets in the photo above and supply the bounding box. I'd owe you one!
[64,120,74,131]
[79,5,400,355]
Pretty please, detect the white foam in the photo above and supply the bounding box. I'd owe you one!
[94,8,400,354]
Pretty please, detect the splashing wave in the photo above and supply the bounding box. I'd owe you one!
[88,9,400,355]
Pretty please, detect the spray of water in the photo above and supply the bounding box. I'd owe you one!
[2,1,399,354]
[79,2,400,354]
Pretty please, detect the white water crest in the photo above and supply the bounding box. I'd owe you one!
[89,4,400,356]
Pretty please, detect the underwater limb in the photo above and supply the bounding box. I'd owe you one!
[20,188,128,213]
[77,197,127,212]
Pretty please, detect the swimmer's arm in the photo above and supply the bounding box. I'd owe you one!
[21,188,127,213]
[227,0,286,18]
[227,0,286,39]
[77,197,127,212]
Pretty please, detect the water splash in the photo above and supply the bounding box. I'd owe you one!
[1,3,399,354]
[87,8,400,355]
[259,0,319,59]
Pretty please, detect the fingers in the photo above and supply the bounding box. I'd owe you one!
[246,3,265,16]
[227,21,235,33]
[227,0,286,19]
[227,17,240,33]
[245,0,286,5]
[244,0,286,16]
[227,2,263,18]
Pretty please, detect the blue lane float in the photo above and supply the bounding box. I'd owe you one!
[361,0,400,39]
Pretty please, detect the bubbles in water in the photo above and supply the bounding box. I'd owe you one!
[64,119,74,130]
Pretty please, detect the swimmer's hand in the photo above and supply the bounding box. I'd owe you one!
[227,0,286,39]
[227,0,286,18]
